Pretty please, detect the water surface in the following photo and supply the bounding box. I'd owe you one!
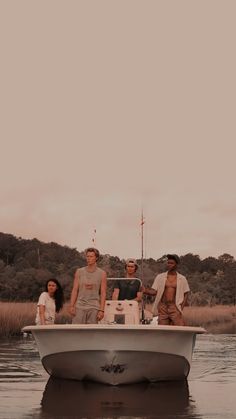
[0,334,235,418]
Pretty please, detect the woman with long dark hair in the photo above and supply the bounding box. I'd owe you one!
[35,278,64,325]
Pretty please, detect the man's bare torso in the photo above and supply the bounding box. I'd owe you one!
[161,273,177,303]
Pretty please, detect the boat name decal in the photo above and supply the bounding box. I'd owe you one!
[100,363,127,374]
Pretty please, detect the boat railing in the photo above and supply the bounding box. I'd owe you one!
[103,278,150,325]
[107,277,142,283]
[105,277,156,325]
[106,277,142,298]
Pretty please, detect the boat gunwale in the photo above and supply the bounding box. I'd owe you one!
[23,324,206,334]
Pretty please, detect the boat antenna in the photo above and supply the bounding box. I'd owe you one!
[140,210,145,281]
[92,228,97,246]
[140,210,146,323]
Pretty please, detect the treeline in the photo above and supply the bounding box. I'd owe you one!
[0,232,235,306]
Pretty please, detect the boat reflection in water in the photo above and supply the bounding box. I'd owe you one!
[41,377,192,418]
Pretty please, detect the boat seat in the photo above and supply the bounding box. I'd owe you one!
[101,300,140,325]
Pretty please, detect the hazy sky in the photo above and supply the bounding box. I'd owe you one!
[1,1,235,260]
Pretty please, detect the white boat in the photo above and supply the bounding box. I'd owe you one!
[23,288,205,385]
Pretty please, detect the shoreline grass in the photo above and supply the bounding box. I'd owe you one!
[183,305,236,325]
[0,302,235,337]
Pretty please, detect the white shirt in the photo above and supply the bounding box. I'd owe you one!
[35,291,56,325]
[151,271,190,315]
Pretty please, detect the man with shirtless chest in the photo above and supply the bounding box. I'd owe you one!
[144,254,190,325]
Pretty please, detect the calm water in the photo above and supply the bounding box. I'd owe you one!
[0,333,235,419]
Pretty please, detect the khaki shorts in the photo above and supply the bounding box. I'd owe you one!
[72,308,98,324]
[158,302,185,326]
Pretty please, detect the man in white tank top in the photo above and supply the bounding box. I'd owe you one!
[69,248,107,324]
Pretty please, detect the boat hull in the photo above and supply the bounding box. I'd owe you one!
[42,349,189,385]
[23,324,205,385]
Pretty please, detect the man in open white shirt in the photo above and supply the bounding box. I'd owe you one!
[144,254,190,326]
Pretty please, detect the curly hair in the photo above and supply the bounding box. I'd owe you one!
[45,278,64,312]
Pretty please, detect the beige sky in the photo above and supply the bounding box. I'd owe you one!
[1,1,235,260]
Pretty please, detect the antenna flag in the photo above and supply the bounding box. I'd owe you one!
[92,229,97,245]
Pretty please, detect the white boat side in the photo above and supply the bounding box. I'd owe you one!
[23,323,205,385]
